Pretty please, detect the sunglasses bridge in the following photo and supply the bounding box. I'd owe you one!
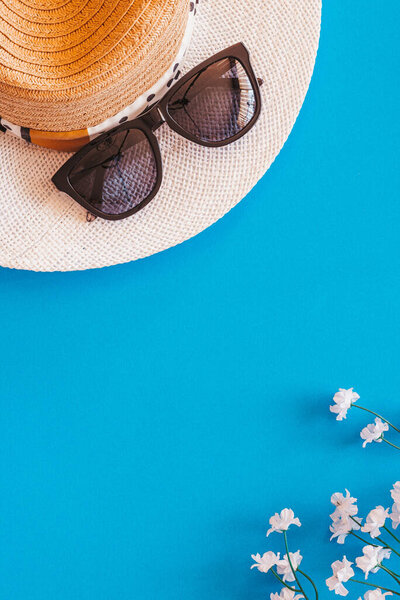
[140,105,165,132]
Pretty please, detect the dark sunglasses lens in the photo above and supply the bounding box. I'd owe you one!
[68,128,158,216]
[167,57,257,143]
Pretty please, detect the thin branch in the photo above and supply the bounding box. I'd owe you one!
[270,568,301,593]
[283,531,309,599]
[350,578,400,596]
[382,438,400,451]
[297,568,318,599]
[354,404,400,433]
[384,526,400,545]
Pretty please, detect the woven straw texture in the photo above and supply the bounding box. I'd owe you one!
[0,0,188,130]
[0,0,321,272]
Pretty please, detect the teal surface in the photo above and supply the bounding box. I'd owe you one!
[1,2,399,599]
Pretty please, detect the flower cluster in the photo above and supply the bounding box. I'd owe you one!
[360,591,393,600]
[251,509,317,600]
[330,388,360,421]
[327,483,400,597]
[329,489,361,544]
[330,388,400,450]
[360,419,389,448]
[326,556,354,595]
[267,509,301,537]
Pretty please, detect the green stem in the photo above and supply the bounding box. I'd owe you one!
[385,526,400,545]
[283,531,309,600]
[351,578,400,596]
[381,564,400,585]
[354,404,400,433]
[349,516,379,546]
[350,516,400,556]
[382,438,400,451]
[376,536,400,558]
[298,568,318,599]
[350,530,378,547]
[270,568,301,593]
[382,565,400,581]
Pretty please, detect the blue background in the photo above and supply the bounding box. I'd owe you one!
[0,2,399,598]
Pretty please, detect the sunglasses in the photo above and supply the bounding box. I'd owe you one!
[52,43,262,221]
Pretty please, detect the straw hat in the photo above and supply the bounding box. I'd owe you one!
[0,0,193,150]
[0,0,321,271]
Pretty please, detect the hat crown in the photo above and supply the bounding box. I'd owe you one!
[3,0,95,21]
[19,0,75,7]
[0,0,189,131]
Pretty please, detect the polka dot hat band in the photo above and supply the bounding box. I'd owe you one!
[0,0,197,152]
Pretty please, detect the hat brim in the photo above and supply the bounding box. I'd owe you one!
[0,0,321,272]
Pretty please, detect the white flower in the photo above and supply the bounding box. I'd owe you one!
[390,482,400,504]
[331,489,359,519]
[250,551,280,573]
[355,545,391,579]
[358,590,392,600]
[330,388,360,420]
[326,556,355,596]
[362,506,390,538]
[267,509,301,536]
[330,515,361,544]
[390,503,400,530]
[270,589,304,600]
[276,551,303,582]
[360,418,389,448]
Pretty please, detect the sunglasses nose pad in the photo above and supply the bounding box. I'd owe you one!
[86,211,97,222]
[257,77,264,87]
